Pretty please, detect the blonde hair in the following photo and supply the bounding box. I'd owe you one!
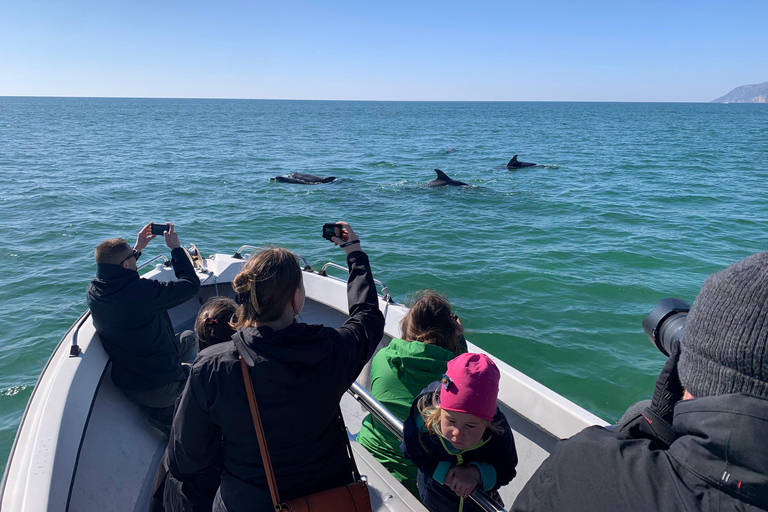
[231,248,302,328]
[400,290,463,355]
[94,238,131,265]
[416,392,505,451]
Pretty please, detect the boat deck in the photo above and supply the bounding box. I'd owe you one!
[66,291,427,512]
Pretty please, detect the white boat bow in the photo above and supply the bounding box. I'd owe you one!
[1,246,607,512]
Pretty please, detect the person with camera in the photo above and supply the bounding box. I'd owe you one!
[86,222,200,432]
[165,222,385,512]
[512,251,768,511]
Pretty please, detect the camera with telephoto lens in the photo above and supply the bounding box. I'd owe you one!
[642,298,691,357]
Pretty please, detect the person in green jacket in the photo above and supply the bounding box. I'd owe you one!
[357,290,466,497]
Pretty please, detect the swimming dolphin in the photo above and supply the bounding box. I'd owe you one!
[426,169,468,188]
[506,155,536,168]
[270,173,336,185]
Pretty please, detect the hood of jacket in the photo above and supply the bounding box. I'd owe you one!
[383,337,456,388]
[669,393,768,509]
[89,263,139,299]
[232,323,335,384]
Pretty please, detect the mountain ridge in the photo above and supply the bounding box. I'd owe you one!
[712,81,768,103]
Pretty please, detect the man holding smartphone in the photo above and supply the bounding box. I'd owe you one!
[86,222,200,434]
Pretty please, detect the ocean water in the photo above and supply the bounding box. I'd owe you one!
[1,97,766,471]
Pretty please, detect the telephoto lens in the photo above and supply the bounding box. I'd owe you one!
[642,298,691,357]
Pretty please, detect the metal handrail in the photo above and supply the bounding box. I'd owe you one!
[346,382,508,512]
[233,245,311,271]
[68,310,91,357]
[320,262,391,303]
[233,245,261,258]
[137,254,169,271]
[348,382,404,440]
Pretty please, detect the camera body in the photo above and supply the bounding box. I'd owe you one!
[322,223,342,241]
[643,298,691,356]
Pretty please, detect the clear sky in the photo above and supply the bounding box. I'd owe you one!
[1,0,765,102]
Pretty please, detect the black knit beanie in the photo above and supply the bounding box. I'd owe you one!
[678,252,768,399]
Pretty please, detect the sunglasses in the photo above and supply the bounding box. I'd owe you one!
[120,249,140,266]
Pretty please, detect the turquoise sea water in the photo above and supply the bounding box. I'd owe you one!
[1,97,766,471]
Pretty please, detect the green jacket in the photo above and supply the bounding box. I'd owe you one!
[356,337,457,496]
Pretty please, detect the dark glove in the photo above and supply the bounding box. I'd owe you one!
[641,339,683,447]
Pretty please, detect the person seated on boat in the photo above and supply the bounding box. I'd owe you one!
[166,222,385,512]
[356,290,466,497]
[512,252,768,512]
[86,222,200,430]
[194,296,237,352]
[401,353,518,512]
[150,296,237,512]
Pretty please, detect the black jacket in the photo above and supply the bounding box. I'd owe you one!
[401,382,518,512]
[512,393,768,512]
[166,251,385,512]
[86,247,200,390]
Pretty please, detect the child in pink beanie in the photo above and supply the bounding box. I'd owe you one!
[401,353,518,512]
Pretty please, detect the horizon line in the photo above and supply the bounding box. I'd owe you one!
[0,94,731,104]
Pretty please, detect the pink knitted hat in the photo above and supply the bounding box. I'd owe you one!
[439,353,500,421]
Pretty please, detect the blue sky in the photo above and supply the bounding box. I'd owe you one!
[1,0,765,101]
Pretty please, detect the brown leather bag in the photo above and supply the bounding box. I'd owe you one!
[239,357,372,512]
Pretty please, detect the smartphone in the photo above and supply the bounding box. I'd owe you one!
[322,223,343,241]
[151,223,169,236]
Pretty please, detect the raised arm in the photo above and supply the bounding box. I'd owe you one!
[146,224,201,312]
[330,222,385,377]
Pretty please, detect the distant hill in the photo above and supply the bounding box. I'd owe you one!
[712,81,768,103]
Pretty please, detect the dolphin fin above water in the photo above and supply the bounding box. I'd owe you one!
[507,155,536,168]
[426,169,468,187]
[270,173,337,184]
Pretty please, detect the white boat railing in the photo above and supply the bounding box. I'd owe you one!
[346,382,507,512]
[319,262,392,303]
[232,245,312,271]
[137,254,169,271]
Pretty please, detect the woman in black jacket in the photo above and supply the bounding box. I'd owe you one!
[166,222,385,512]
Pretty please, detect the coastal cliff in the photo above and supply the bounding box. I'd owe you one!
[712,81,768,103]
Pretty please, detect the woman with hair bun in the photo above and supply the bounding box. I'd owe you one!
[356,290,466,497]
[166,222,385,512]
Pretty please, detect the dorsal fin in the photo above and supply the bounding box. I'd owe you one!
[434,169,451,181]
[506,155,520,166]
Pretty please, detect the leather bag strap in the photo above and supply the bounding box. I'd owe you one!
[239,356,364,511]
[239,356,283,511]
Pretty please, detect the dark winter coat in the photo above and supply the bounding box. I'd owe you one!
[401,382,518,512]
[166,251,385,512]
[512,393,768,512]
[86,247,200,390]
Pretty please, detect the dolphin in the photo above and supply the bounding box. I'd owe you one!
[426,169,468,188]
[506,155,536,168]
[270,173,336,185]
